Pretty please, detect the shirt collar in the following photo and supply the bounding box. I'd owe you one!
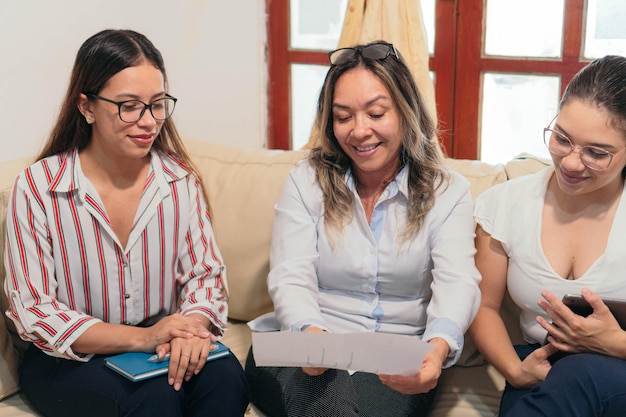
[345,165,409,201]
[48,148,191,194]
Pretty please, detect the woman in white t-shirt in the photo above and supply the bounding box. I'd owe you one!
[470,55,626,416]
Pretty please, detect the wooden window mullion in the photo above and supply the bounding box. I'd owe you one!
[561,0,587,92]
[452,0,483,159]
[267,0,290,150]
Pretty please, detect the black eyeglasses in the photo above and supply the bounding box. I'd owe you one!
[328,42,398,66]
[85,93,177,123]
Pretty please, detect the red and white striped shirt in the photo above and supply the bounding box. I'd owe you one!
[4,149,228,361]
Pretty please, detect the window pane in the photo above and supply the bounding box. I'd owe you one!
[291,64,329,150]
[480,73,560,164]
[290,0,348,50]
[484,0,564,57]
[422,0,435,54]
[584,0,626,58]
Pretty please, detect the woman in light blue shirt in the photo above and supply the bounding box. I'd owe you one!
[246,41,481,417]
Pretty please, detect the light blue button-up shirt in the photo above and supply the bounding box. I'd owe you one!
[254,159,481,367]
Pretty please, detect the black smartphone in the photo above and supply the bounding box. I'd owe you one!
[561,294,626,329]
[542,294,626,347]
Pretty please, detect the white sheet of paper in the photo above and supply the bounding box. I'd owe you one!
[252,332,435,376]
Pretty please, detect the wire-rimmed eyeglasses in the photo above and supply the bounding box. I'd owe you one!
[543,124,626,171]
[328,42,398,66]
[85,93,177,123]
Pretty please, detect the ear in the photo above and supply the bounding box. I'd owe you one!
[77,93,93,118]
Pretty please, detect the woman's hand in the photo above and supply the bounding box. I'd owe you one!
[142,313,213,351]
[378,337,448,395]
[538,289,624,356]
[159,335,218,391]
[150,313,218,391]
[301,326,329,376]
[70,313,214,356]
[508,343,558,388]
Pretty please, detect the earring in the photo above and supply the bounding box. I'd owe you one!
[85,115,95,124]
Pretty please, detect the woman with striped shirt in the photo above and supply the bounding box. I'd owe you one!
[3,29,248,416]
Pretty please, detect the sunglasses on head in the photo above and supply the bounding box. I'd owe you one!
[328,42,398,66]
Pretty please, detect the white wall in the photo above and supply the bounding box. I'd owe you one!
[0,0,267,162]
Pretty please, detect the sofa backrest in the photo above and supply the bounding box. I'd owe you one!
[0,156,34,400]
[443,158,506,199]
[184,139,308,321]
[457,154,551,366]
[0,142,549,396]
[185,140,514,323]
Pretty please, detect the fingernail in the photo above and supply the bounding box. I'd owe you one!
[168,378,174,385]
[174,383,181,391]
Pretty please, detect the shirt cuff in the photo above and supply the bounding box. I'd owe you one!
[290,319,328,333]
[422,317,464,368]
[181,306,226,335]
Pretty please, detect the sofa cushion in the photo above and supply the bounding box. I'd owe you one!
[443,158,506,199]
[0,190,19,401]
[429,363,505,417]
[504,153,551,179]
[184,140,308,322]
[440,158,507,366]
[0,157,34,401]
[454,156,548,368]
[0,317,19,401]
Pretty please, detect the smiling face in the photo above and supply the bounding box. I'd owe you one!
[550,99,626,198]
[78,62,166,164]
[331,67,403,185]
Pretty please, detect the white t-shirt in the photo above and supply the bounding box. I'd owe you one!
[475,166,626,344]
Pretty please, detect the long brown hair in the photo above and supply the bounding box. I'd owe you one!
[37,29,210,206]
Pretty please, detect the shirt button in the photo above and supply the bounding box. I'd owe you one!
[124,293,131,299]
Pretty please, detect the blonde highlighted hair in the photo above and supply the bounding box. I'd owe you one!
[310,41,447,243]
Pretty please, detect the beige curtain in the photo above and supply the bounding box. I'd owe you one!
[304,0,439,151]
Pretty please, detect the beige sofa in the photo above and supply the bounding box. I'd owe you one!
[0,140,550,416]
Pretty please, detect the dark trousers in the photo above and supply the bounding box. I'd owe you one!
[500,344,626,417]
[245,347,436,417]
[20,345,249,417]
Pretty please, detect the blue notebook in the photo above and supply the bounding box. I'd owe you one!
[104,341,231,382]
